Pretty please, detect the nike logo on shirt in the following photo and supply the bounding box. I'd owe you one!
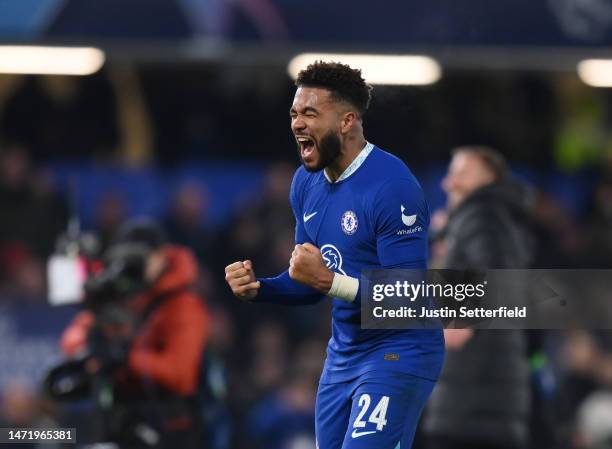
[303,211,318,222]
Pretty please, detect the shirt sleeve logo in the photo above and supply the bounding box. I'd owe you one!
[397,205,422,235]
[401,205,417,227]
[341,210,358,235]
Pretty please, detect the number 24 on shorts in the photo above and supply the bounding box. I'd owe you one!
[352,394,389,437]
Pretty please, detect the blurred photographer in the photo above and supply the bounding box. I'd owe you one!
[54,219,209,449]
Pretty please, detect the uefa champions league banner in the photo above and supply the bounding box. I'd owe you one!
[360,270,612,330]
[6,0,612,47]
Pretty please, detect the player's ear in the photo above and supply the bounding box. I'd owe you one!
[340,111,358,134]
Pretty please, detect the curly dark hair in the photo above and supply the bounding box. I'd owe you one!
[295,61,373,118]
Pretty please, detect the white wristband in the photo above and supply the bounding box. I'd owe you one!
[327,273,359,303]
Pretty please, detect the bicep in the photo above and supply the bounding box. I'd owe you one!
[374,178,430,268]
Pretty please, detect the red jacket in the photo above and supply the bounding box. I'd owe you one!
[61,245,209,397]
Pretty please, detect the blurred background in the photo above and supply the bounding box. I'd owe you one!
[1,0,612,448]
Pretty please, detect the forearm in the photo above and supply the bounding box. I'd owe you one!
[327,260,427,303]
[257,261,427,305]
[257,270,325,305]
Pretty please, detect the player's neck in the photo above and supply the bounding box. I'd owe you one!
[325,137,368,182]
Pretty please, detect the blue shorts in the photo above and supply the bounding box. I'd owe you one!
[316,372,436,449]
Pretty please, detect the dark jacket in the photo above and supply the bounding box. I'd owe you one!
[443,178,535,270]
[425,178,534,449]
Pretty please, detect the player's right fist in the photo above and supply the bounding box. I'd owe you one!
[224,260,260,301]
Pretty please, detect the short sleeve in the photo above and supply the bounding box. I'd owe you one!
[373,177,430,268]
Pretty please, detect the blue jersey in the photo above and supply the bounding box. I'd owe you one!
[258,143,444,384]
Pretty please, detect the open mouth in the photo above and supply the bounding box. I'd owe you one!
[296,136,316,159]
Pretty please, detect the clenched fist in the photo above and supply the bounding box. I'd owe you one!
[224,260,260,301]
[289,243,334,293]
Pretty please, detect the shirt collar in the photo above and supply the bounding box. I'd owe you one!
[324,141,374,183]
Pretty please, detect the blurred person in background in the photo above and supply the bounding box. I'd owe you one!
[246,372,317,449]
[93,191,128,251]
[0,144,67,301]
[424,146,534,449]
[247,321,289,399]
[529,190,583,269]
[529,171,612,447]
[220,162,295,275]
[164,181,213,264]
[218,161,323,348]
[582,173,612,267]
[198,304,234,449]
[54,219,209,449]
[0,144,67,257]
[552,330,612,447]
[0,380,40,434]
[0,246,47,303]
[228,320,289,449]
[574,391,612,449]
[0,379,61,449]
[244,340,326,449]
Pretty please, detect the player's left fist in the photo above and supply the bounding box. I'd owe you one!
[289,243,334,293]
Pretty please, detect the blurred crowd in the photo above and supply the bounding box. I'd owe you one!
[0,69,611,449]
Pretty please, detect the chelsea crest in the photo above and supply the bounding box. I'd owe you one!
[341,210,358,235]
